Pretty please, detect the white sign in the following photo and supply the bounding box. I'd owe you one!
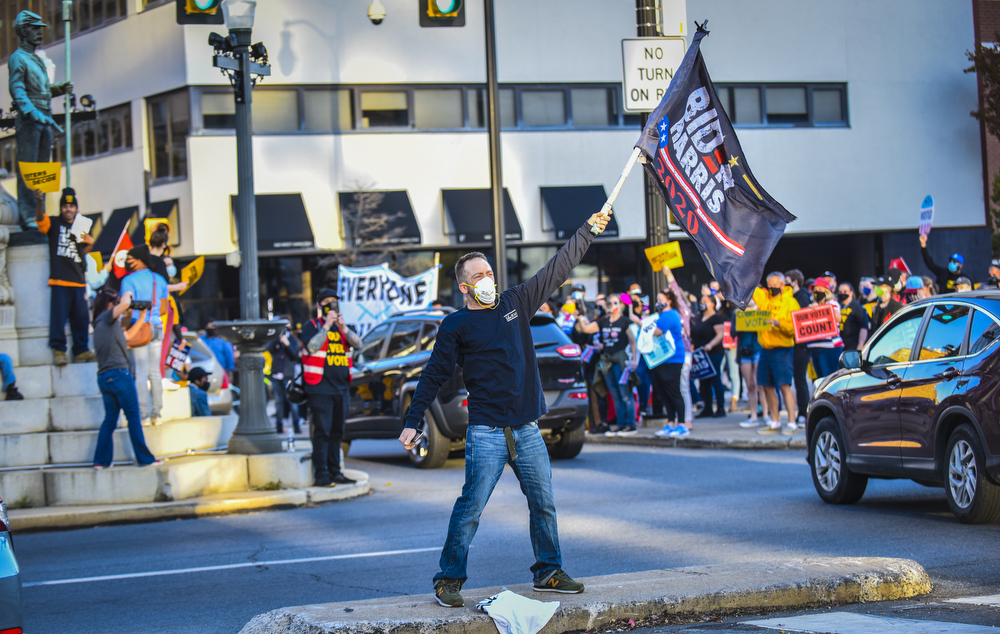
[336,263,439,337]
[621,37,687,113]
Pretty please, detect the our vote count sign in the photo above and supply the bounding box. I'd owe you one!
[736,311,772,332]
[791,304,840,344]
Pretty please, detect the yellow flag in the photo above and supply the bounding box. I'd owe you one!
[178,256,205,295]
[643,241,684,272]
[87,251,102,271]
[18,162,61,193]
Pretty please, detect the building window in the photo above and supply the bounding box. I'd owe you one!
[571,87,616,127]
[0,137,16,176]
[414,89,463,129]
[51,102,133,163]
[303,89,353,131]
[360,91,408,128]
[148,89,190,181]
[0,0,127,62]
[254,89,300,132]
[202,92,236,130]
[716,83,847,127]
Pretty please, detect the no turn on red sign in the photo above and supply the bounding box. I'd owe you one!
[621,37,687,112]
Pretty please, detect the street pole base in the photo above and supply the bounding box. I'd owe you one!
[227,432,284,455]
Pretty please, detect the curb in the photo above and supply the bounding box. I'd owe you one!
[8,470,371,533]
[237,557,931,634]
[586,433,808,451]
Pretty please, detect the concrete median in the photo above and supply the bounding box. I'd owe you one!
[238,557,931,634]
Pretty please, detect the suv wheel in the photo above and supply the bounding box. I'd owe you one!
[403,396,450,469]
[547,424,585,460]
[810,417,868,504]
[945,425,1000,524]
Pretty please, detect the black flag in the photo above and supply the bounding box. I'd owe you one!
[635,25,795,309]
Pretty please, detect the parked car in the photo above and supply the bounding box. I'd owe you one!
[178,332,235,415]
[805,292,1000,524]
[0,499,23,633]
[342,309,589,469]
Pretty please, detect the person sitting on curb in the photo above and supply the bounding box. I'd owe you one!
[0,353,23,400]
[34,187,96,365]
[185,366,211,417]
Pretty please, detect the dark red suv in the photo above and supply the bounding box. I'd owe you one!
[806,292,1000,524]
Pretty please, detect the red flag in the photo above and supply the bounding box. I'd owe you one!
[112,226,133,279]
[889,257,911,275]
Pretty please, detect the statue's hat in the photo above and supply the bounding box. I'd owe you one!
[14,11,47,29]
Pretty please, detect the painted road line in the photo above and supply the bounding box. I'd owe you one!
[946,594,1000,607]
[23,546,441,588]
[745,612,998,633]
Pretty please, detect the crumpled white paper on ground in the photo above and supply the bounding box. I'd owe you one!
[476,590,560,634]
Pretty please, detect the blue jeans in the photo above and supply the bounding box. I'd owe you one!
[698,353,726,415]
[0,354,14,391]
[810,347,842,378]
[635,357,651,414]
[436,422,562,584]
[94,368,157,467]
[601,362,635,428]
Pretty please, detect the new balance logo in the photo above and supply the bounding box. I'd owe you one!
[504,309,518,322]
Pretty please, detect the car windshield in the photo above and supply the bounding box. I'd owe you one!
[357,323,391,363]
[867,307,926,366]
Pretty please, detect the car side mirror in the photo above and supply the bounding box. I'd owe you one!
[840,350,861,370]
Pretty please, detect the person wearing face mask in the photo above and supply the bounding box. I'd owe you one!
[650,289,687,436]
[397,211,612,607]
[870,273,904,330]
[714,289,741,413]
[805,278,843,378]
[691,288,727,418]
[836,283,869,354]
[90,289,162,469]
[200,319,236,378]
[752,272,800,436]
[301,290,362,487]
[784,269,811,427]
[955,276,973,293]
[919,233,967,292]
[858,277,878,317]
[579,292,639,435]
[120,244,169,425]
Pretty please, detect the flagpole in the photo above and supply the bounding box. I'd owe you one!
[600,147,642,216]
[63,0,72,187]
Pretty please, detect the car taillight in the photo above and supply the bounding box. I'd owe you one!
[221,371,230,389]
[556,344,581,358]
[568,391,588,400]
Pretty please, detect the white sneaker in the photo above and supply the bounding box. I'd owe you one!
[781,423,800,436]
[757,422,782,435]
[141,417,151,426]
[151,417,162,426]
[796,415,806,424]
[739,418,761,428]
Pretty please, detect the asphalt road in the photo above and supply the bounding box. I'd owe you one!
[16,440,1000,634]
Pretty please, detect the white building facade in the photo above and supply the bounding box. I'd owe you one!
[0,0,987,325]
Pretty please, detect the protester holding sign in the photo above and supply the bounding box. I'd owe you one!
[920,233,967,292]
[34,187,96,366]
[836,283,869,354]
[751,272,800,436]
[650,289,687,438]
[804,278,843,378]
[690,288,726,419]
[579,293,639,436]
[784,270,812,429]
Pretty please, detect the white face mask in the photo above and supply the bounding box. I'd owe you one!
[464,276,496,307]
[166,264,177,279]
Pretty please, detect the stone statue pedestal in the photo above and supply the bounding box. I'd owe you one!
[7,241,51,366]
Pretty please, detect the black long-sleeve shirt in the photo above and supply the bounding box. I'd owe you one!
[404,223,596,429]
[921,246,963,292]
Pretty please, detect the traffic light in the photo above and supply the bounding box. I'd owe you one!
[177,0,224,25]
[419,0,465,27]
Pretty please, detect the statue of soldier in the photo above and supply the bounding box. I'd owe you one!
[8,11,71,231]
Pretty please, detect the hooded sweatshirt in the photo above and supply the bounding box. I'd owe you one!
[751,286,800,349]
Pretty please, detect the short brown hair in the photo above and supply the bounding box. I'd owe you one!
[150,230,169,249]
[455,252,488,285]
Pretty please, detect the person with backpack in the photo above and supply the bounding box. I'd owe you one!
[301,289,361,487]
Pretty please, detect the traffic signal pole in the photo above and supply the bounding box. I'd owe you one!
[484,0,507,291]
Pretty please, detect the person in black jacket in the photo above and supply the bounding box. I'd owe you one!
[920,233,966,292]
[398,210,611,608]
[784,269,811,424]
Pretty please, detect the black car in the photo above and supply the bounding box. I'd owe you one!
[806,292,1000,524]
[343,309,589,468]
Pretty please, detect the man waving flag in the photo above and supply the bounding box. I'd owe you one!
[634,24,795,309]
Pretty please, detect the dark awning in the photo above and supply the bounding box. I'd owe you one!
[92,206,138,257]
[130,199,179,246]
[231,193,315,252]
[338,190,421,245]
[541,185,620,239]
[442,188,522,243]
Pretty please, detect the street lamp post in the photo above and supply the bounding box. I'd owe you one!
[209,0,286,455]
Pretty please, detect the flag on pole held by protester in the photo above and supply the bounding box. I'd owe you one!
[634,25,796,309]
[111,226,134,279]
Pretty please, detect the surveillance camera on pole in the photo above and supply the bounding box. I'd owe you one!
[368,0,386,25]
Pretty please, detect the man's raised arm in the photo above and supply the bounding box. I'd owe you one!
[521,211,611,313]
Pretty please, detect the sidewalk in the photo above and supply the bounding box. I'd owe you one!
[587,409,809,450]
[7,468,370,533]
[238,557,931,634]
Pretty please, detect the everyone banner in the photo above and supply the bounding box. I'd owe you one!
[735,310,772,332]
[337,263,439,336]
[792,304,840,344]
[634,25,795,309]
[178,256,205,295]
[919,195,934,237]
[18,161,61,193]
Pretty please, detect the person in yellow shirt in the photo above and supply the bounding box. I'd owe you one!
[751,272,801,436]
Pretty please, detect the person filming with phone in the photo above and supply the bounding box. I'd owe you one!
[301,290,362,487]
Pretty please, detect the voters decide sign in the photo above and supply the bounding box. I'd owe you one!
[621,37,687,112]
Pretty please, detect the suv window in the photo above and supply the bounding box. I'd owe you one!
[917,304,969,361]
[867,307,925,366]
[531,321,571,347]
[968,309,1000,356]
[357,323,391,363]
[386,322,422,358]
[421,324,438,351]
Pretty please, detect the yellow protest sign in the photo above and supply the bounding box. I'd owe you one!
[178,256,205,295]
[736,310,773,332]
[87,252,102,271]
[643,241,684,272]
[18,162,61,193]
